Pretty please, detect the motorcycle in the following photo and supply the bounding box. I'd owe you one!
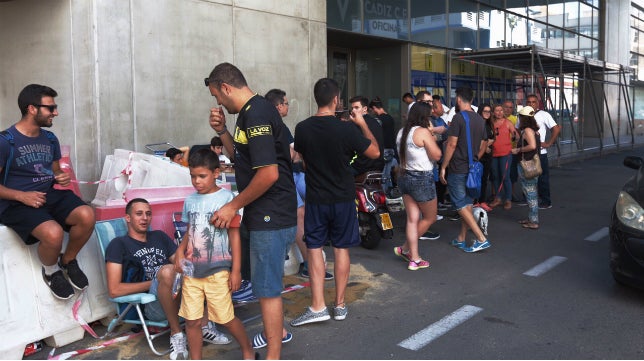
[355,172,395,249]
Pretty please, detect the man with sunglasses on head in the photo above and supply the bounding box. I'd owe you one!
[0,84,95,301]
[206,63,297,360]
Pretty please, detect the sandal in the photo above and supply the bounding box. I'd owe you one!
[518,219,530,224]
[522,222,539,230]
[252,331,293,349]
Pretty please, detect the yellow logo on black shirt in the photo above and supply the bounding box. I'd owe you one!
[248,125,272,138]
[234,126,248,144]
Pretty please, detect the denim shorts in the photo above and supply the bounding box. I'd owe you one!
[249,226,296,298]
[294,171,306,208]
[144,276,166,321]
[446,172,472,211]
[398,170,436,203]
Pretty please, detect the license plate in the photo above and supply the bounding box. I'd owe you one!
[379,213,393,230]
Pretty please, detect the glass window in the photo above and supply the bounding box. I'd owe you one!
[579,35,593,57]
[507,13,528,46]
[411,45,446,73]
[327,0,362,33]
[565,1,580,34]
[546,25,564,51]
[591,39,599,59]
[355,46,403,125]
[364,0,409,40]
[329,51,350,109]
[448,0,478,50]
[632,29,639,55]
[478,5,494,49]
[506,0,527,17]
[564,30,579,54]
[479,0,504,8]
[591,7,599,39]
[547,2,565,29]
[410,0,446,47]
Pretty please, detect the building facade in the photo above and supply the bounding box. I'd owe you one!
[326,0,642,161]
[0,0,326,200]
[1,0,643,200]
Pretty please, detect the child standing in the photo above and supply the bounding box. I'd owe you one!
[175,148,254,360]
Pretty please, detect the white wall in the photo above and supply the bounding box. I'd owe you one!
[0,0,327,200]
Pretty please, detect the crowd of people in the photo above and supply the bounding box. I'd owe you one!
[0,69,561,360]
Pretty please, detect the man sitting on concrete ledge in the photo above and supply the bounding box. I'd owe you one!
[0,84,95,301]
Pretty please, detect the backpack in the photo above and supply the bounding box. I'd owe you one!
[0,128,58,185]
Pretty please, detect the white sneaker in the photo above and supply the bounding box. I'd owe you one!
[202,321,232,345]
[436,214,444,221]
[169,332,188,360]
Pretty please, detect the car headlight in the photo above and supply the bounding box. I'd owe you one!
[616,191,644,231]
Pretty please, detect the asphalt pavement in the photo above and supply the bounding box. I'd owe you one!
[27,147,644,360]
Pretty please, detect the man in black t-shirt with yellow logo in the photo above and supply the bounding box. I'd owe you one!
[206,63,296,360]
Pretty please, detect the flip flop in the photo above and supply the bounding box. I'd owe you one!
[522,222,539,230]
[252,331,293,349]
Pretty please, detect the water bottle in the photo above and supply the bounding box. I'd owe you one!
[171,273,182,299]
[171,259,194,299]
[181,259,194,277]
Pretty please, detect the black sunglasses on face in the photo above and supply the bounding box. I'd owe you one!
[204,78,210,87]
[34,104,58,112]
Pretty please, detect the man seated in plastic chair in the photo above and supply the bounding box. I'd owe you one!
[104,198,230,360]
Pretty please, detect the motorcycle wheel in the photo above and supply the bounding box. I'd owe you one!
[361,216,382,249]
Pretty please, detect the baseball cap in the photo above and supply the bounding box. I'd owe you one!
[518,106,535,116]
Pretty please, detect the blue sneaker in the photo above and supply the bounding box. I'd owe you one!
[463,240,491,253]
[450,239,467,249]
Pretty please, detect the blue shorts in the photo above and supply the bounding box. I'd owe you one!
[144,276,166,321]
[446,172,472,211]
[249,226,296,298]
[398,170,436,203]
[304,201,360,249]
[0,189,88,245]
[294,171,306,208]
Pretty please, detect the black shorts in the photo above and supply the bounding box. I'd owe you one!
[0,189,87,245]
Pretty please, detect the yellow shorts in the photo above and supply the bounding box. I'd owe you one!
[178,270,234,324]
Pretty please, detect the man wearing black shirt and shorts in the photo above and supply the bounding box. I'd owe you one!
[206,63,297,360]
[291,78,380,326]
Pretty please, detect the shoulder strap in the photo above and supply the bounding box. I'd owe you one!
[41,129,58,144]
[0,129,15,186]
[462,112,474,166]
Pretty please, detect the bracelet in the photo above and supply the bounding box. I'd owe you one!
[217,125,228,136]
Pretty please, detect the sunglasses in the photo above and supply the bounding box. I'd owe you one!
[34,104,58,112]
[204,78,210,87]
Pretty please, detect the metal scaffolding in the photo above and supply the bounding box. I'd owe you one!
[448,45,634,161]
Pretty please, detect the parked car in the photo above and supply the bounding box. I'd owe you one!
[609,156,644,290]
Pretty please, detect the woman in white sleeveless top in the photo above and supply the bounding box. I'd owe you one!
[393,102,442,271]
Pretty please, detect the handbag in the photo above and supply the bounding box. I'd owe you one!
[520,153,542,179]
[462,112,483,198]
[519,130,542,179]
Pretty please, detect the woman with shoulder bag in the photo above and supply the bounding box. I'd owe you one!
[511,106,540,230]
[394,102,442,270]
